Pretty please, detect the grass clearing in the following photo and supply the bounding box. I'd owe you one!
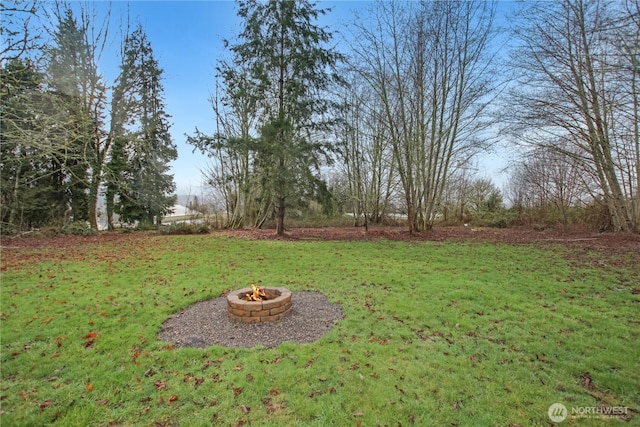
[1,233,638,426]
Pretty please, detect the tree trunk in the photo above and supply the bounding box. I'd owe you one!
[276,196,285,235]
[8,163,21,227]
[105,184,115,230]
[87,163,102,230]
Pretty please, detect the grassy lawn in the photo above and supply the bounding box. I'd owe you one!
[1,233,638,426]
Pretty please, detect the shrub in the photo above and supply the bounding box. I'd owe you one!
[579,200,612,231]
[60,221,97,236]
[159,221,210,235]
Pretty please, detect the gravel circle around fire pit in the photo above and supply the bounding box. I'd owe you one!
[158,291,343,348]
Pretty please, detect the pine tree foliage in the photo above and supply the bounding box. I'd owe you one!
[1,5,176,233]
[43,8,103,224]
[0,59,71,229]
[1,4,107,231]
[227,0,344,234]
[105,24,177,226]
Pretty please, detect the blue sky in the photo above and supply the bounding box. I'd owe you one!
[74,1,514,196]
[94,1,248,196]
[88,1,371,196]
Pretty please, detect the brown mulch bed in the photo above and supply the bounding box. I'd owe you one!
[3,224,639,247]
[2,225,639,268]
[222,225,640,259]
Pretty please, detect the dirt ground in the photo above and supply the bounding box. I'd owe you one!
[229,224,640,248]
[2,225,639,270]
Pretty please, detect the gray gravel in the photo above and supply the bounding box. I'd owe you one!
[158,291,343,348]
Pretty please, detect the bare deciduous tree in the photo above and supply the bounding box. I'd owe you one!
[348,1,498,233]
[506,0,639,232]
[508,145,592,225]
[335,71,397,228]
[1,1,39,66]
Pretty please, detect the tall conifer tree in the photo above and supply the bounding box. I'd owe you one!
[229,0,344,235]
[106,24,176,226]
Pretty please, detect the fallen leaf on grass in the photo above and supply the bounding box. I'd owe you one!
[85,383,93,393]
[264,398,286,414]
[96,399,110,406]
[84,332,98,349]
[169,395,179,403]
[54,336,66,348]
[582,373,593,389]
[469,354,478,366]
[241,405,250,414]
[203,359,220,369]
[40,400,54,409]
[153,381,166,390]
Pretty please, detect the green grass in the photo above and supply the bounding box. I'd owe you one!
[1,234,638,426]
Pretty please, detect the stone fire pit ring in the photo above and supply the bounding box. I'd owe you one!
[226,287,292,323]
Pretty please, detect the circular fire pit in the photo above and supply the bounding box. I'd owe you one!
[226,287,292,323]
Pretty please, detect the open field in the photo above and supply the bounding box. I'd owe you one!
[1,227,639,426]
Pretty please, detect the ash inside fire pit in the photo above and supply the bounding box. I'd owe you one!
[227,286,292,323]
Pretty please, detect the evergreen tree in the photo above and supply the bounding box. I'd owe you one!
[43,6,108,227]
[44,5,109,228]
[0,59,69,229]
[106,24,176,226]
[229,0,344,235]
